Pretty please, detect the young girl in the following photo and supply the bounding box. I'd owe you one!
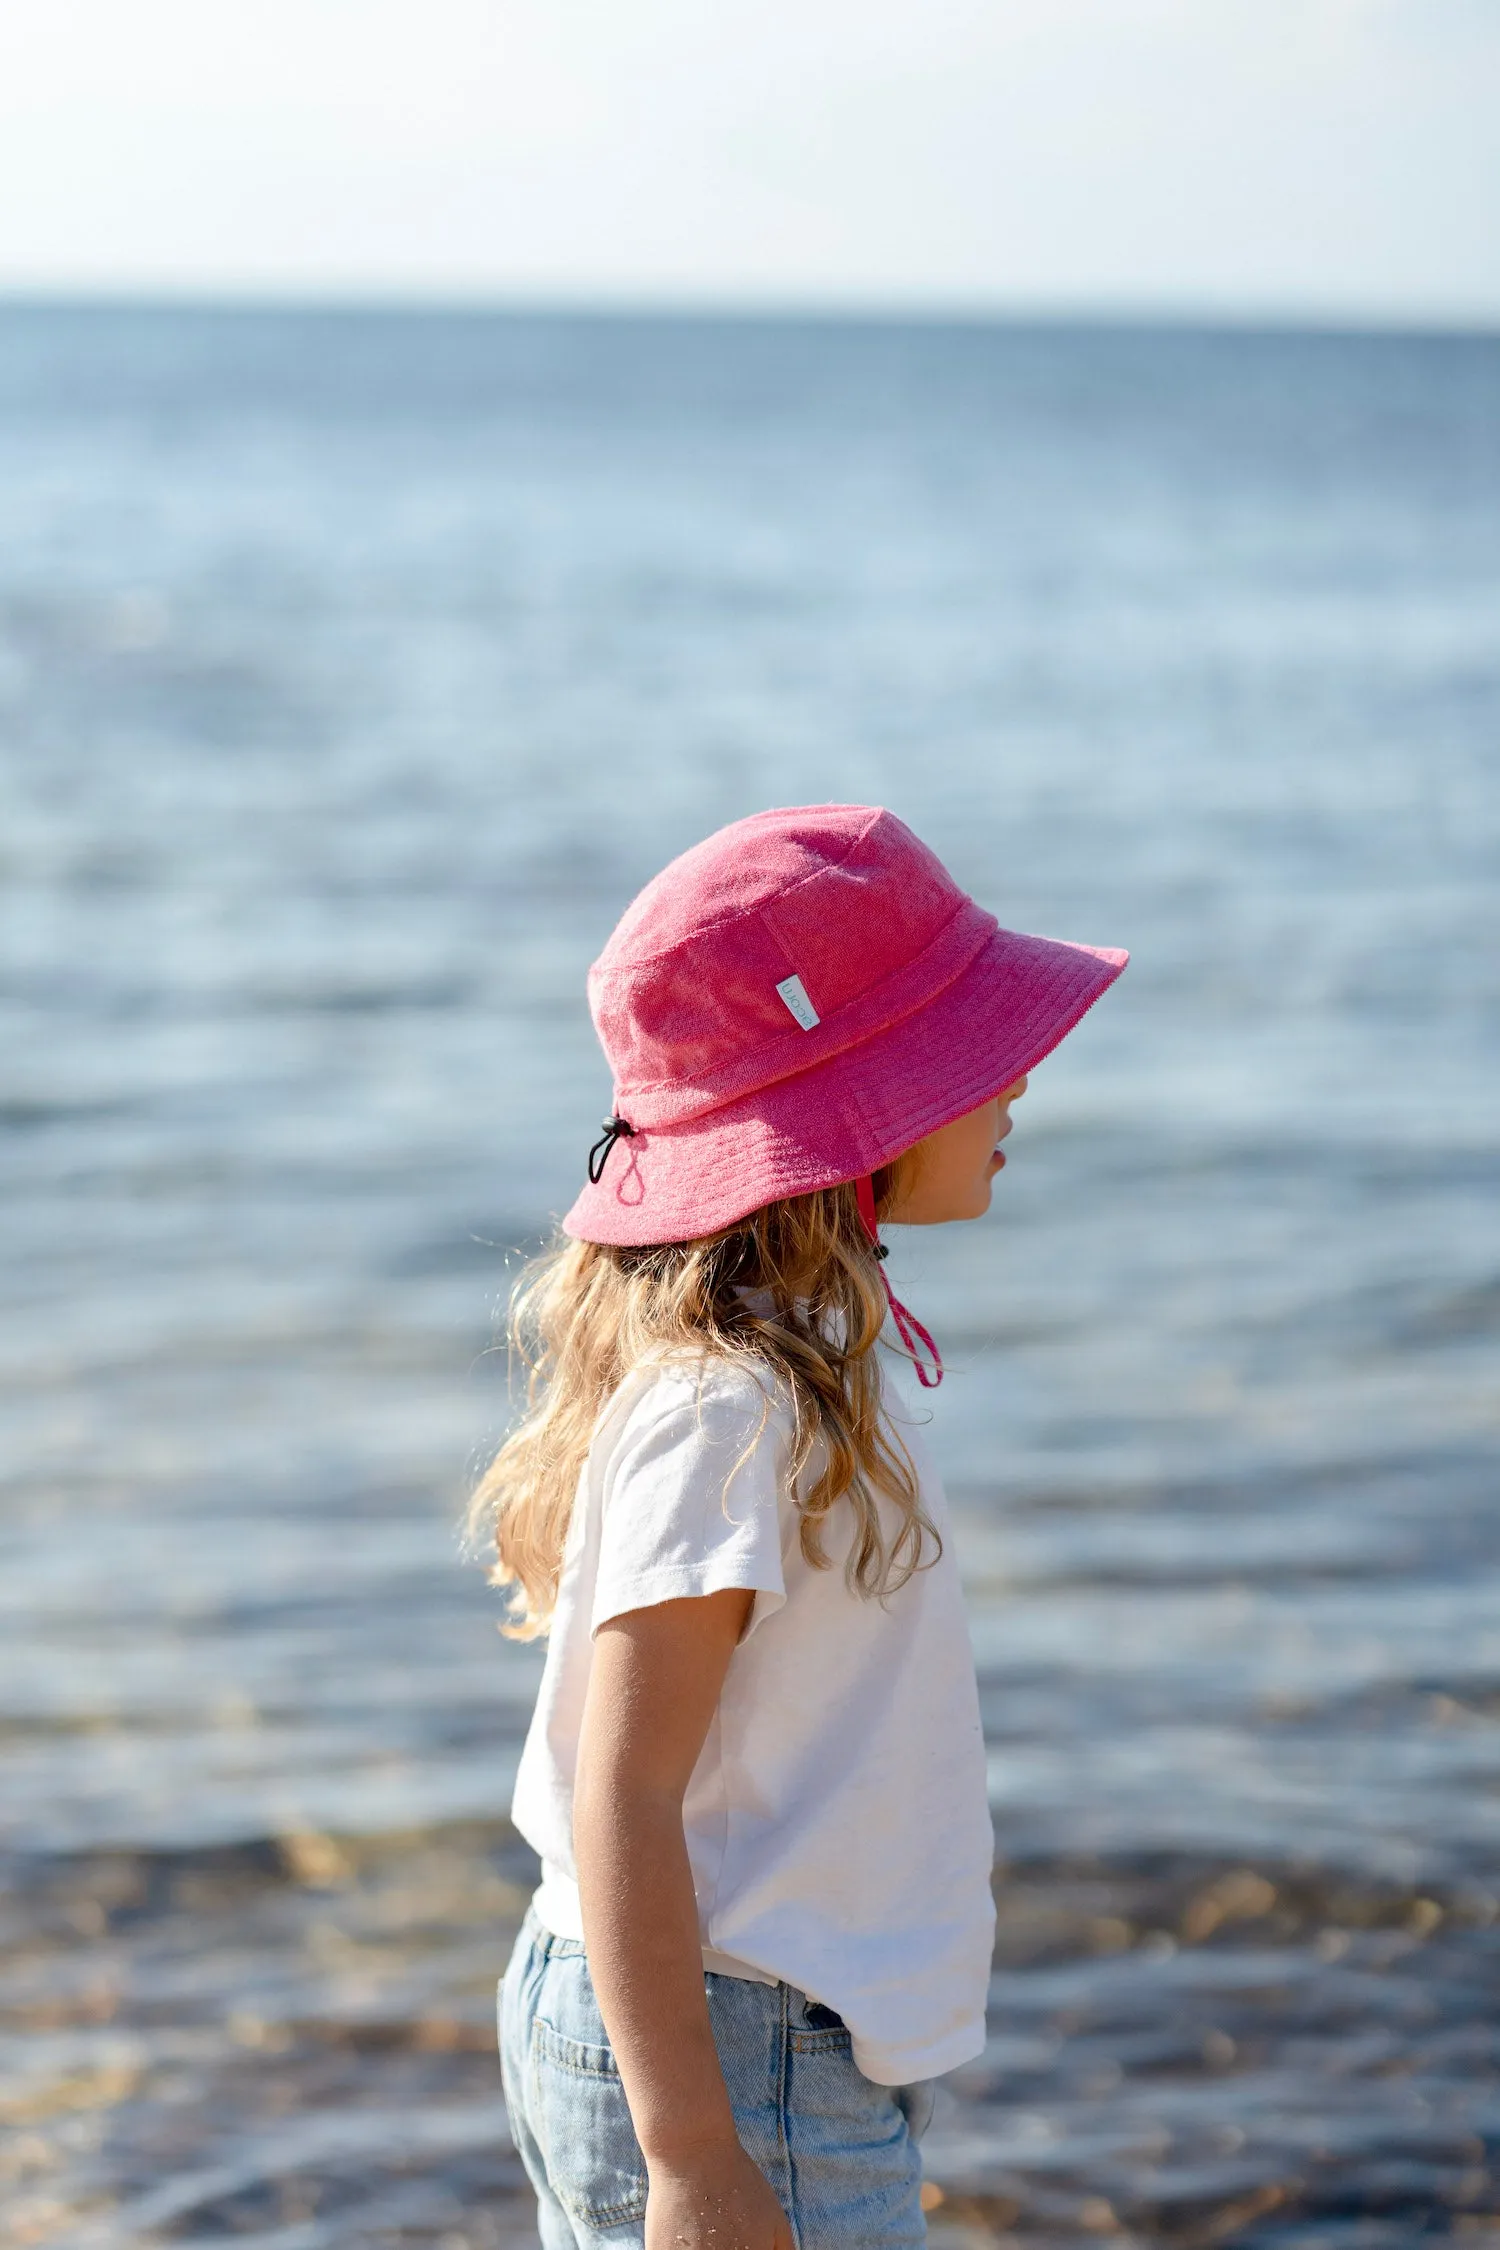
[473,805,1126,2249]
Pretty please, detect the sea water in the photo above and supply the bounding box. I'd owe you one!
[1,307,1498,2246]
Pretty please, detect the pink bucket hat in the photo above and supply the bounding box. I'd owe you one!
[564,804,1125,1249]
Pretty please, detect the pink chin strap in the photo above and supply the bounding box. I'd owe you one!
[854,1175,944,1389]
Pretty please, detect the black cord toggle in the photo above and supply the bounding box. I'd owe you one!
[587,1114,637,1184]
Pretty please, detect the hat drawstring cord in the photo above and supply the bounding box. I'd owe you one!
[587,1114,637,1184]
[854,1175,944,1389]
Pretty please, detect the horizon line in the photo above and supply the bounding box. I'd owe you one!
[2,284,1498,344]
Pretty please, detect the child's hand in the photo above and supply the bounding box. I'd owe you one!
[644,2137,794,2249]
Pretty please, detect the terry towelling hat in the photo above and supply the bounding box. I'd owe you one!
[564,804,1126,1259]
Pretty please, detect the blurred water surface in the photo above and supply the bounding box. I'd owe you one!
[1,307,1498,2247]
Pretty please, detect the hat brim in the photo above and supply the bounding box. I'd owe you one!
[563,926,1127,1247]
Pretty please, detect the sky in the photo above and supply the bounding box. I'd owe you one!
[3,0,1499,323]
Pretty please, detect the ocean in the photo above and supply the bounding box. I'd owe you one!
[2,304,1498,2247]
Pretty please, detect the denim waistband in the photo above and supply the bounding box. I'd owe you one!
[520,1902,587,1962]
[517,1903,847,2031]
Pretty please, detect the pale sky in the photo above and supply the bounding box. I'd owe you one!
[3,0,1499,322]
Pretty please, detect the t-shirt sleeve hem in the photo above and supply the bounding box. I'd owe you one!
[591,1560,785,1637]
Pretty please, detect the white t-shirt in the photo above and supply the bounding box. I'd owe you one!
[509,1352,996,2087]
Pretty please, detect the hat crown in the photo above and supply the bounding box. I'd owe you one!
[589,805,992,1129]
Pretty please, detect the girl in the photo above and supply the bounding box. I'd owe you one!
[473,805,1125,2249]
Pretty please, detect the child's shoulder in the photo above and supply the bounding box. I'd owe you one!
[598,1347,796,1464]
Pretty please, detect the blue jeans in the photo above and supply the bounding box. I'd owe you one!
[500,1910,934,2247]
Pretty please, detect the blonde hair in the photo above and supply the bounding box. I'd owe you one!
[470,1171,939,1637]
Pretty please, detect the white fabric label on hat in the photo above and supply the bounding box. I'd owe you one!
[775,973,821,1030]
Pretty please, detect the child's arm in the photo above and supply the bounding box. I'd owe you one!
[575,1590,794,2250]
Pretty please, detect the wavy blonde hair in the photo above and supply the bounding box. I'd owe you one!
[469,1169,939,1637]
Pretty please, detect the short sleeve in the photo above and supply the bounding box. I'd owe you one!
[590,1361,789,1638]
